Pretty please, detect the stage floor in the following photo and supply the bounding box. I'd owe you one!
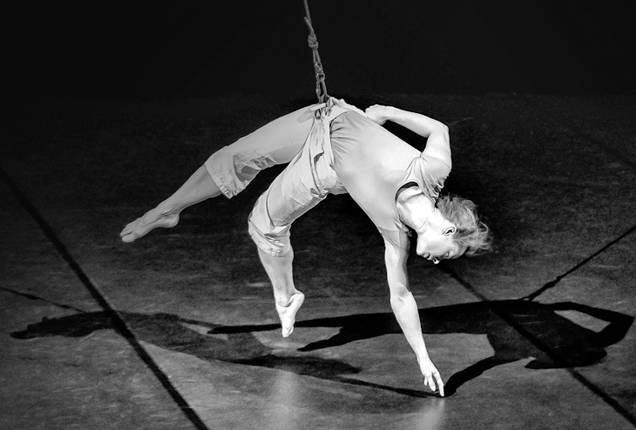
[1,94,635,429]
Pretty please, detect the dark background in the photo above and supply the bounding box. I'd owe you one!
[4,0,635,100]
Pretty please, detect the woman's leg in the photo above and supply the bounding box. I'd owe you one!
[257,247,304,338]
[120,105,315,243]
[120,165,220,243]
[246,114,337,336]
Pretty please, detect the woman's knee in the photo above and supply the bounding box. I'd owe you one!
[247,194,292,257]
[204,144,278,198]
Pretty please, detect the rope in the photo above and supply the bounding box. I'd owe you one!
[302,0,330,106]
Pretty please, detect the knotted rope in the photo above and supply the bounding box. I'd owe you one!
[302,0,330,106]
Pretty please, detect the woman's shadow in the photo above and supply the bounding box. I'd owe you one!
[11,298,633,397]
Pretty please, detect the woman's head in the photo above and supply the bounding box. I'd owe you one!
[396,188,492,263]
[435,194,492,257]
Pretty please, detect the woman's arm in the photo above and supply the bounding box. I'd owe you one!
[384,239,445,396]
[366,104,451,168]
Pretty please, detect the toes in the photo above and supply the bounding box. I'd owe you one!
[276,292,305,338]
[120,219,140,236]
[121,232,138,243]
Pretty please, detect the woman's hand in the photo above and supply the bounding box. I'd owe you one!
[364,104,394,125]
[418,356,445,396]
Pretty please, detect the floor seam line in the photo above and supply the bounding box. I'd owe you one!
[0,286,88,313]
[521,224,636,301]
[0,165,209,430]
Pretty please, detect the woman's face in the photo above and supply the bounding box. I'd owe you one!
[397,192,463,263]
[415,229,462,263]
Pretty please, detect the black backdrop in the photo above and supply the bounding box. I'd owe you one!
[4,1,635,99]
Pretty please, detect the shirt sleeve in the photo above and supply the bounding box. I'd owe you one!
[400,154,451,200]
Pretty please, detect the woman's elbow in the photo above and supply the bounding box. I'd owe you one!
[389,285,411,303]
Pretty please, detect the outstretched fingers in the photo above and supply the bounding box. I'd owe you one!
[424,371,444,396]
[419,357,445,397]
[433,370,445,397]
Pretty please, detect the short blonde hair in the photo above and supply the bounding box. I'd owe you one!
[436,194,492,256]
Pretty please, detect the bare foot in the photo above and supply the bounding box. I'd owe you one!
[276,292,305,338]
[120,207,180,243]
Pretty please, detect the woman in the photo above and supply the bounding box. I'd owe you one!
[121,98,491,396]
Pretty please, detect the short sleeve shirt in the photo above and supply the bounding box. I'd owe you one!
[329,111,451,248]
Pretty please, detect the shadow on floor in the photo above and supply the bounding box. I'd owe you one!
[11,300,633,397]
[210,299,634,395]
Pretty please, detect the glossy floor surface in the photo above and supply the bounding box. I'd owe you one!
[1,94,635,429]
